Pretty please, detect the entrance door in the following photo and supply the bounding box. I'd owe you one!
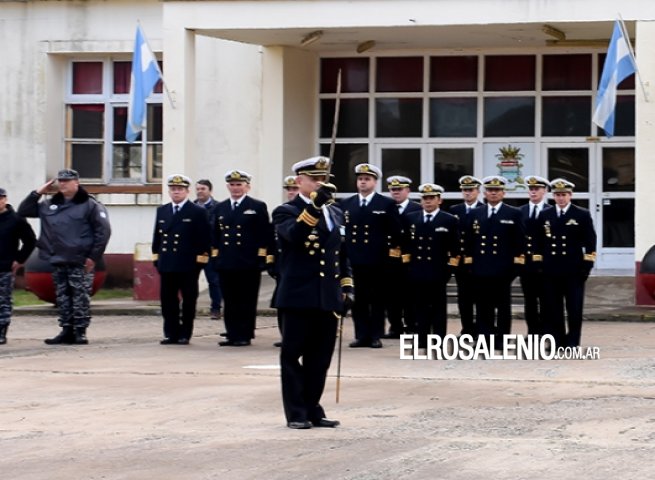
[543,143,634,270]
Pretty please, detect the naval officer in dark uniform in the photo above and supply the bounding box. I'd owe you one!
[449,175,485,338]
[384,175,421,337]
[211,170,273,346]
[152,174,211,345]
[272,156,353,429]
[463,176,525,343]
[519,175,552,335]
[533,179,596,347]
[402,184,459,348]
[340,163,403,348]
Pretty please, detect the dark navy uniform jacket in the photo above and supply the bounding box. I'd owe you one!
[449,200,485,260]
[152,201,211,272]
[211,196,273,270]
[402,209,459,282]
[272,196,352,312]
[340,193,403,266]
[533,204,597,275]
[520,202,553,273]
[464,203,526,277]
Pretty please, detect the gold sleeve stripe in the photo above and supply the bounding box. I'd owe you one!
[266,255,275,264]
[464,256,473,265]
[448,257,460,267]
[583,252,597,262]
[152,254,159,261]
[196,255,209,264]
[297,209,320,227]
[211,248,219,257]
[258,248,268,257]
[532,254,543,262]
[389,248,401,258]
[340,278,354,288]
[401,254,411,264]
[514,256,526,265]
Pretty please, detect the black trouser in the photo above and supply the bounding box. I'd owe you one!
[543,273,586,347]
[411,279,448,349]
[351,264,386,343]
[455,269,476,336]
[385,263,414,334]
[280,308,338,423]
[474,274,513,341]
[520,271,545,335]
[160,269,201,340]
[219,268,261,342]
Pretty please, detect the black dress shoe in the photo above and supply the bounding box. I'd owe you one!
[312,418,340,428]
[218,340,233,346]
[219,340,251,347]
[273,341,282,348]
[370,339,383,349]
[349,339,369,348]
[177,338,190,345]
[219,332,228,337]
[160,338,177,345]
[287,421,312,429]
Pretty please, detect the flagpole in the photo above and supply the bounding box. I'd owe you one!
[617,15,649,102]
[137,20,176,109]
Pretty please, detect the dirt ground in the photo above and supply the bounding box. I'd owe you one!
[1,315,654,480]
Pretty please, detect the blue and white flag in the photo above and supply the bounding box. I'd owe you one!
[592,21,636,137]
[126,24,162,143]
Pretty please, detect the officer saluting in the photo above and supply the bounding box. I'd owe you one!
[152,174,211,345]
[272,156,353,429]
[385,175,421,338]
[533,179,596,347]
[211,170,273,347]
[449,175,485,338]
[340,163,403,349]
[402,184,459,348]
[519,175,552,335]
[463,176,525,344]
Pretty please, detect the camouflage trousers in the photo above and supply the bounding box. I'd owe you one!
[0,271,14,326]
[52,265,94,328]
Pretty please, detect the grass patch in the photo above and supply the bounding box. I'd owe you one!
[13,288,132,307]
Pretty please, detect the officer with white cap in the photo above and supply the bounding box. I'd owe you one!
[463,175,526,345]
[152,174,211,345]
[533,178,596,348]
[339,163,403,348]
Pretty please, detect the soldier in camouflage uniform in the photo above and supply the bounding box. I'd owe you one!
[0,187,36,344]
[18,170,111,345]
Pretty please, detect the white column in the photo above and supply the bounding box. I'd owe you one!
[162,24,196,195]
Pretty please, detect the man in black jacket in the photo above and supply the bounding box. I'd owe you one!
[211,170,273,346]
[18,170,111,345]
[340,164,403,348]
[272,156,353,429]
[463,176,525,344]
[152,174,211,345]
[533,179,596,347]
[0,188,36,344]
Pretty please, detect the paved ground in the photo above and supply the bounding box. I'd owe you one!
[2,310,654,479]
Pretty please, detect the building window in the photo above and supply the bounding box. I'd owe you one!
[65,59,163,184]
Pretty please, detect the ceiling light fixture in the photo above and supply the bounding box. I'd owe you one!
[300,30,323,47]
[356,40,376,54]
[542,24,566,41]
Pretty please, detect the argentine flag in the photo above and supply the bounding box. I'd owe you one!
[592,21,636,138]
[126,25,162,143]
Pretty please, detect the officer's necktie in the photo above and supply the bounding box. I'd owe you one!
[174,205,180,215]
[425,213,432,223]
[232,201,238,211]
[361,199,367,209]
[558,208,563,218]
[489,207,496,218]
[466,206,471,214]
[531,205,537,220]
[397,203,403,214]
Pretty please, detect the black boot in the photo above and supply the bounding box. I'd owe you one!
[74,327,89,345]
[44,326,75,345]
[0,325,7,345]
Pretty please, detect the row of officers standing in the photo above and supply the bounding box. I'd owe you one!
[152,163,596,352]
